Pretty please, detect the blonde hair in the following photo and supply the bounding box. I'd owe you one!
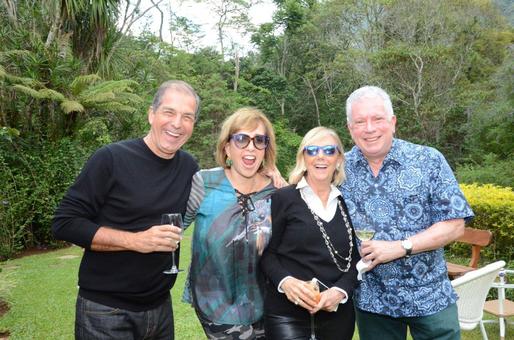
[288,126,346,186]
[215,107,276,171]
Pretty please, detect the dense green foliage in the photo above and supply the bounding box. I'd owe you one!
[0,0,513,258]
[456,184,514,262]
[457,156,514,188]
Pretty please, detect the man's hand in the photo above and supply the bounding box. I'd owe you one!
[130,224,182,253]
[359,219,466,270]
[91,225,182,253]
[359,240,405,270]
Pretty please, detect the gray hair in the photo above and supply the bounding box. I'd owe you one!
[346,86,394,123]
[151,80,201,120]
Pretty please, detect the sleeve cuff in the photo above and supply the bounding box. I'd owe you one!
[331,287,349,304]
[277,276,293,293]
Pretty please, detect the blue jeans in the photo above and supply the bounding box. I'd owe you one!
[75,294,174,340]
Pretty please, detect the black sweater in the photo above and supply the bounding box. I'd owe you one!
[260,185,359,316]
[52,138,198,311]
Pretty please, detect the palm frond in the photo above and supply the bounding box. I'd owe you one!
[60,100,85,114]
[8,76,40,86]
[114,92,144,105]
[80,91,116,105]
[39,88,66,102]
[85,79,139,97]
[0,66,40,87]
[0,50,32,63]
[94,102,137,114]
[12,84,42,99]
[70,74,102,96]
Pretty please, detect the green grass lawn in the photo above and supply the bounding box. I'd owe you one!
[0,227,510,339]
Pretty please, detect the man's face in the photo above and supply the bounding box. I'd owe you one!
[147,89,197,159]
[347,96,396,162]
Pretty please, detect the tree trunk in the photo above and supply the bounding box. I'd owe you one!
[2,0,18,28]
[218,25,225,58]
[304,78,320,126]
[44,2,64,48]
[233,48,239,92]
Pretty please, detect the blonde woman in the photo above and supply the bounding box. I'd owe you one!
[183,107,278,339]
[261,127,359,340]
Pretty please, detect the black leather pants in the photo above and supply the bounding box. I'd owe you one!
[264,303,355,340]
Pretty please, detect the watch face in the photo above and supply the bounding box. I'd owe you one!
[402,240,413,250]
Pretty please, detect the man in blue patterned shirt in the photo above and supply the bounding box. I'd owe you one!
[341,86,474,340]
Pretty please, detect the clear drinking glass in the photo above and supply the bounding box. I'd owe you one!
[353,213,375,280]
[162,213,183,275]
[306,279,321,340]
[354,213,375,242]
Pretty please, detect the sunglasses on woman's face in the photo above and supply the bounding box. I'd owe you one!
[303,145,340,157]
[229,133,270,150]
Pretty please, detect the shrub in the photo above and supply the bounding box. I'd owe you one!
[453,184,514,262]
[0,138,87,259]
[456,154,514,188]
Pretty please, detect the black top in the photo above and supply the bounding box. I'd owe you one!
[52,138,199,311]
[260,185,359,317]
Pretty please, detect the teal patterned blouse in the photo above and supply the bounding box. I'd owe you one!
[182,167,275,325]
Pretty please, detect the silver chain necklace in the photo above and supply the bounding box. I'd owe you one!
[307,199,354,273]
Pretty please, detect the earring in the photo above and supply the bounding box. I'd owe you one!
[226,158,233,167]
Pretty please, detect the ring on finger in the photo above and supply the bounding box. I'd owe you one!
[295,298,300,305]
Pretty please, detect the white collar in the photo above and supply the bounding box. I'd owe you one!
[296,177,341,222]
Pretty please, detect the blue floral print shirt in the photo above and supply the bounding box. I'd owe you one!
[341,139,474,317]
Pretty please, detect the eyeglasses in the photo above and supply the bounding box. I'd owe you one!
[229,133,270,150]
[303,145,340,157]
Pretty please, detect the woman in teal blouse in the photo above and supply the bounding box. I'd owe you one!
[182,107,278,339]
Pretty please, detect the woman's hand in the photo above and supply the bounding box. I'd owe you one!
[281,277,319,310]
[311,288,345,313]
[261,166,287,188]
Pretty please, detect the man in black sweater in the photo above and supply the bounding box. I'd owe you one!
[52,80,200,339]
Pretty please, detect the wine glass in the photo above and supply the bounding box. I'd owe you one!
[354,212,375,242]
[162,213,183,275]
[306,279,321,340]
[353,213,375,280]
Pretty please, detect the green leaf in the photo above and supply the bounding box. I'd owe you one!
[38,89,66,102]
[60,100,85,114]
[12,85,42,99]
[69,74,102,96]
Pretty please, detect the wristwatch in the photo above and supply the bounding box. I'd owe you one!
[401,239,413,258]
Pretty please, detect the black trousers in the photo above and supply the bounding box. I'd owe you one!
[264,300,355,340]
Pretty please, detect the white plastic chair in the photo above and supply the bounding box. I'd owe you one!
[451,260,506,340]
[482,268,514,340]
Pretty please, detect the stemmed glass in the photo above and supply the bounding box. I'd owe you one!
[162,213,183,275]
[306,278,321,340]
[353,213,375,279]
[354,213,375,242]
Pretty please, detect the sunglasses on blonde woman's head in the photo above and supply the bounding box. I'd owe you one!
[229,133,270,150]
[303,145,340,157]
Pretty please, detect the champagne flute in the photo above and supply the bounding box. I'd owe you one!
[162,213,183,275]
[306,279,321,340]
